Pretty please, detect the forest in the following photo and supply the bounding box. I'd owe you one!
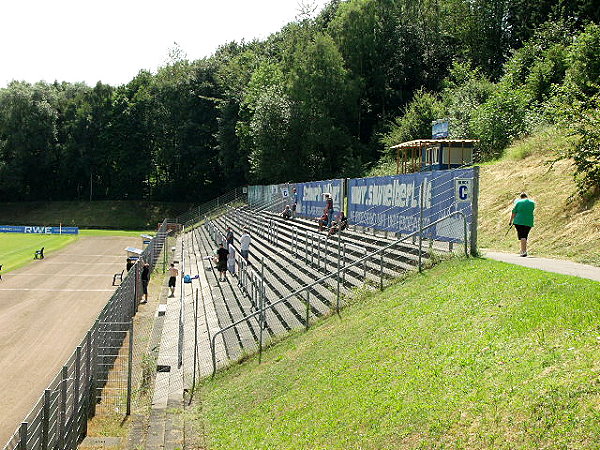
[0,0,598,203]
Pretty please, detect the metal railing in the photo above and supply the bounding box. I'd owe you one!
[208,210,468,376]
[3,220,170,450]
[176,187,247,228]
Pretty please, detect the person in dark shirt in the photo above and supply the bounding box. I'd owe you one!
[225,227,234,249]
[141,262,150,303]
[291,187,298,218]
[281,205,292,220]
[324,193,334,227]
[126,257,134,272]
[215,244,229,281]
[328,211,348,236]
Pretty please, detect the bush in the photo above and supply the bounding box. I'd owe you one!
[557,94,600,196]
[470,84,529,159]
[381,89,444,150]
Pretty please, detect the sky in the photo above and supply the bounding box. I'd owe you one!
[0,0,330,88]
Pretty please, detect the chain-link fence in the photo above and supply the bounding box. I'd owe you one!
[3,220,169,450]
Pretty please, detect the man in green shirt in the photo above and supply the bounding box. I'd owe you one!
[510,192,535,257]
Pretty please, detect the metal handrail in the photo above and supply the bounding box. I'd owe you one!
[210,210,468,375]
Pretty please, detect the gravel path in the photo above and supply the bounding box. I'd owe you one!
[484,250,600,282]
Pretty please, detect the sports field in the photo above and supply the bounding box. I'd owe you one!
[0,234,77,274]
[0,234,136,443]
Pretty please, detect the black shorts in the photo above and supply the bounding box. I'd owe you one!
[142,279,149,295]
[514,224,531,240]
[217,260,227,272]
[168,276,176,287]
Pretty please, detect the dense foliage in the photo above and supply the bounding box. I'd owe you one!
[0,0,598,202]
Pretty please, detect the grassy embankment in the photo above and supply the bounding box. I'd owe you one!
[0,200,189,230]
[192,257,600,448]
[478,128,600,266]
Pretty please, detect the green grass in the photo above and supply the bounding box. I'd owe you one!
[0,229,152,274]
[0,234,77,273]
[479,128,600,266]
[193,258,600,449]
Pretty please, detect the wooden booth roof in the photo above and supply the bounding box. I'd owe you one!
[390,139,479,149]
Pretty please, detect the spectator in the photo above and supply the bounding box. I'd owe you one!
[328,212,348,236]
[317,210,329,232]
[510,192,536,257]
[240,228,251,261]
[324,193,334,228]
[338,211,348,231]
[215,243,229,281]
[141,262,150,304]
[281,204,292,220]
[168,263,178,297]
[126,257,134,272]
[225,227,234,249]
[291,187,298,218]
[227,245,236,274]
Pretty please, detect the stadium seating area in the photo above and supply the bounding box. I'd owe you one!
[178,199,435,372]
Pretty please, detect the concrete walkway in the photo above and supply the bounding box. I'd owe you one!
[483,250,600,282]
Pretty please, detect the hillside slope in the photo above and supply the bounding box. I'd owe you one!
[0,200,189,229]
[478,142,600,266]
[193,258,600,449]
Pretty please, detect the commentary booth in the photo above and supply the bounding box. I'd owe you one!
[391,120,478,174]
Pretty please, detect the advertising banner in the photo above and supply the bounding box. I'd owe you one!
[296,179,344,219]
[248,183,293,211]
[0,225,79,234]
[347,168,474,241]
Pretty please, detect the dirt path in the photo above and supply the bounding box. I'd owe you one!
[0,236,135,444]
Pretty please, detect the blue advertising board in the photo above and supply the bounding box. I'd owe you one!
[296,179,344,219]
[0,225,79,235]
[347,168,474,241]
[432,119,449,139]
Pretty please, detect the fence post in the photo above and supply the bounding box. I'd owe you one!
[336,232,341,313]
[163,230,167,273]
[59,366,67,449]
[42,389,51,448]
[74,346,81,436]
[380,251,384,291]
[418,180,425,273]
[470,165,480,256]
[343,244,347,284]
[89,320,99,417]
[305,290,310,331]
[18,422,27,450]
[84,330,91,435]
[258,258,265,364]
[363,247,367,280]
[127,321,133,415]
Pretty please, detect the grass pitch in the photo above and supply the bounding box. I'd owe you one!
[0,234,77,274]
[0,229,152,275]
